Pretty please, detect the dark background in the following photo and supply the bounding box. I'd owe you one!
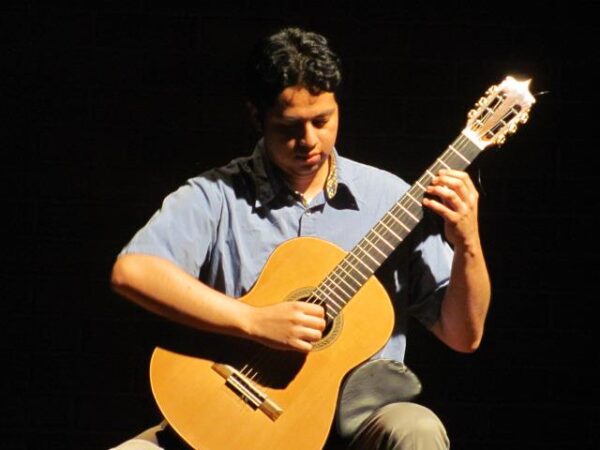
[2,1,598,449]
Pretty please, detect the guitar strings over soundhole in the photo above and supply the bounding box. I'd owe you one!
[285,286,344,350]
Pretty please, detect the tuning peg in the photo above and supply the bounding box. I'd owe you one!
[485,85,498,95]
[519,112,529,124]
[508,123,518,134]
[496,134,506,145]
[468,109,478,119]
[477,97,487,106]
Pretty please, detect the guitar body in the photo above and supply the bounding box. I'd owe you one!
[150,237,395,450]
[148,75,536,450]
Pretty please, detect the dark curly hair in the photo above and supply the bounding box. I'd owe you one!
[244,27,342,119]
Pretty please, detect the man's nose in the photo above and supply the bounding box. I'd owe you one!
[299,123,318,148]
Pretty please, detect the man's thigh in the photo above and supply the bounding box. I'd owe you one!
[347,402,449,450]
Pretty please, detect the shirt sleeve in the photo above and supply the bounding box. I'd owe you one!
[119,173,223,277]
[406,212,454,328]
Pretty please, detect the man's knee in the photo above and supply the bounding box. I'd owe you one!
[351,402,449,450]
[382,403,448,449]
[110,422,166,450]
[110,439,163,450]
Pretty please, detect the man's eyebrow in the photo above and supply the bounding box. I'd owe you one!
[280,109,336,121]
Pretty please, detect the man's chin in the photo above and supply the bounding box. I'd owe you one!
[296,159,325,174]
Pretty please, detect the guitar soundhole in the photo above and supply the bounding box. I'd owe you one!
[286,286,343,351]
[323,313,335,335]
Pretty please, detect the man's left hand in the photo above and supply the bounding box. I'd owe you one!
[423,169,481,249]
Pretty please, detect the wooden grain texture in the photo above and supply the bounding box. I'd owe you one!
[150,237,394,450]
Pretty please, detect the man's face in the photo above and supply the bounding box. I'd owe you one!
[261,86,339,182]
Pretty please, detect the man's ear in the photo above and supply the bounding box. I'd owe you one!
[246,102,262,133]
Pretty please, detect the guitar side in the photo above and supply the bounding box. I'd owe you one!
[150,236,395,450]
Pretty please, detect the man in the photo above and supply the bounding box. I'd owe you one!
[111,27,490,449]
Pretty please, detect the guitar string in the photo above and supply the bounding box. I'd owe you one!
[225,88,522,397]
[243,133,478,388]
[230,115,512,396]
[310,134,473,313]
[304,89,516,321]
[296,133,470,322]
[233,140,467,396]
[294,94,519,319]
[275,133,473,318]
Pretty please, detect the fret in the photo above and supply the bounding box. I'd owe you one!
[316,287,344,320]
[355,242,383,266]
[322,277,352,303]
[341,256,370,282]
[309,289,327,306]
[414,180,427,192]
[436,157,451,169]
[369,229,395,252]
[400,194,424,211]
[322,293,344,313]
[457,138,482,162]
[328,270,359,296]
[326,305,341,318]
[315,283,346,307]
[398,204,419,223]
[377,220,402,243]
[364,236,388,259]
[336,261,366,286]
[315,131,485,316]
[385,210,411,233]
[405,191,421,205]
[448,144,470,164]
[346,251,376,276]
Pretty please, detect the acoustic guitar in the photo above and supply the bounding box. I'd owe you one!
[149,76,535,449]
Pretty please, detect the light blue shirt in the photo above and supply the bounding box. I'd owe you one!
[121,140,453,361]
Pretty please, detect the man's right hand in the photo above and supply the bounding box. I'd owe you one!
[246,301,326,353]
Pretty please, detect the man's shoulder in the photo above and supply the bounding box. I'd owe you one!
[187,154,254,190]
[337,154,409,192]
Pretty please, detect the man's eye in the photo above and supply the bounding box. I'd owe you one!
[313,118,328,128]
[276,122,295,132]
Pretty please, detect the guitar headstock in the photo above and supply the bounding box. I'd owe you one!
[463,76,535,149]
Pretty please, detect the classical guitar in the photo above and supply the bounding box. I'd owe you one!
[149,76,535,449]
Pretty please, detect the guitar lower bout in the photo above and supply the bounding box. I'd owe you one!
[150,237,395,450]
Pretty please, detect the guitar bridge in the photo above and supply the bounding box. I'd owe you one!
[212,363,283,421]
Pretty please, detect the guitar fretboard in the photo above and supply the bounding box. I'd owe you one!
[312,133,482,320]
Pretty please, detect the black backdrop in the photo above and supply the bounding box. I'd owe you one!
[2,1,598,449]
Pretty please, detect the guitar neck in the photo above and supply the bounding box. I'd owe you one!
[313,132,483,320]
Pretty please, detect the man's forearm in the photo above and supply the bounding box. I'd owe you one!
[110,253,326,352]
[111,253,254,337]
[431,240,491,352]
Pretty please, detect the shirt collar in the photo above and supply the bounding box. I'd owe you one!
[242,140,357,209]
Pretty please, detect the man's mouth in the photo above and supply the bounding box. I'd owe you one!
[295,151,321,164]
